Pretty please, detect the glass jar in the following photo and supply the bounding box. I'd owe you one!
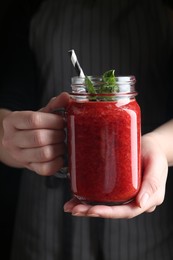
[66,76,141,205]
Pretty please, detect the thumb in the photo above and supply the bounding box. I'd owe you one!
[136,152,168,209]
[40,92,70,113]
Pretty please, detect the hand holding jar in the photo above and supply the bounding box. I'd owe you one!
[1,93,70,175]
[64,133,168,218]
[63,70,169,218]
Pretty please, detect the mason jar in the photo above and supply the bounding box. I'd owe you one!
[66,76,141,205]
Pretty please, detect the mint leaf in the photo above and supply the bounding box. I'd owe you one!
[100,69,118,94]
[85,76,96,94]
[102,69,116,84]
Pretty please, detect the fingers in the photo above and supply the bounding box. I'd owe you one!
[3,111,65,131]
[28,156,64,176]
[12,129,66,148]
[64,199,138,218]
[136,137,168,209]
[64,197,85,213]
[3,127,66,176]
[42,92,70,113]
[64,199,130,218]
[14,143,65,163]
[1,93,69,175]
[64,198,158,219]
[2,110,67,175]
[146,206,156,213]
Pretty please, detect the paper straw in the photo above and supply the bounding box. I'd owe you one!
[68,49,85,77]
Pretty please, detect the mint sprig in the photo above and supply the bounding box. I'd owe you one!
[85,69,118,100]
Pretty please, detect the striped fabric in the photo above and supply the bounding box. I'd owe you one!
[10,0,173,259]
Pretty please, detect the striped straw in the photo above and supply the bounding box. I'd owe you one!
[68,49,85,77]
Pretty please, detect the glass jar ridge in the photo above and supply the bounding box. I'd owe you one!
[71,75,137,96]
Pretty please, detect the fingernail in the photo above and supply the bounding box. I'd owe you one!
[72,212,85,217]
[64,208,71,213]
[87,214,100,218]
[139,193,149,208]
[64,205,71,213]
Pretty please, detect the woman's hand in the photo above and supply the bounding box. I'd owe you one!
[1,92,70,175]
[64,133,168,218]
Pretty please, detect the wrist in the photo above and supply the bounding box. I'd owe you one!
[142,125,173,167]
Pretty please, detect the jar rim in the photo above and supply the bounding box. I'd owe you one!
[71,75,136,94]
[71,75,136,85]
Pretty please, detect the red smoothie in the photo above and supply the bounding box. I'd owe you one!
[67,97,141,205]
